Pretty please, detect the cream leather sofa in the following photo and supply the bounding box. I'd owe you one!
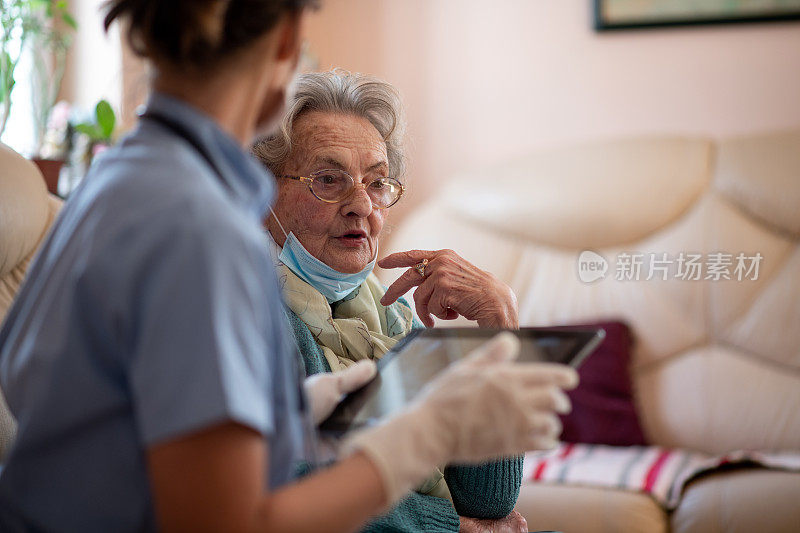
[0,143,62,458]
[383,130,800,532]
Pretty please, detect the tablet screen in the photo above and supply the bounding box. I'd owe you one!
[320,327,604,435]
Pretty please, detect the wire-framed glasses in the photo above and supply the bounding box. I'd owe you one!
[281,169,405,209]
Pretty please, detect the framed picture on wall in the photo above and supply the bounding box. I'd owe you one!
[594,0,800,30]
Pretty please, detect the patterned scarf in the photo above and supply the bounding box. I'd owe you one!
[276,264,415,371]
[274,261,451,500]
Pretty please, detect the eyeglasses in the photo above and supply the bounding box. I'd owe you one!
[280,169,405,209]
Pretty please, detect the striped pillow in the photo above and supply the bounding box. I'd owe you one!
[524,443,800,509]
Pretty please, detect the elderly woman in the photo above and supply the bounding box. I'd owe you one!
[254,71,526,533]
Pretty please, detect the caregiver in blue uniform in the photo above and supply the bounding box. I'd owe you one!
[0,1,578,532]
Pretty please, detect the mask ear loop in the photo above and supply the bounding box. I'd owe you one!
[269,207,289,240]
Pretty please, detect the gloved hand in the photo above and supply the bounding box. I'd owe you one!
[341,332,578,505]
[304,360,377,425]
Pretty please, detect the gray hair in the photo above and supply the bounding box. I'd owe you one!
[253,69,407,180]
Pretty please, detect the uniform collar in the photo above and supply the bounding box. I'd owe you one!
[141,92,274,218]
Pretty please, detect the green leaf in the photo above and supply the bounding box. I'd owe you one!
[61,11,76,30]
[95,99,115,139]
[75,122,101,139]
[29,0,49,12]
[0,50,16,100]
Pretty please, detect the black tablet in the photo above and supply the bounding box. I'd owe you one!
[319,327,605,436]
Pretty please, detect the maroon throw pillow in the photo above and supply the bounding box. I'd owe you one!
[552,321,647,446]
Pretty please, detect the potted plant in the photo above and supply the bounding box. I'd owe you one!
[58,98,116,196]
[1,0,76,193]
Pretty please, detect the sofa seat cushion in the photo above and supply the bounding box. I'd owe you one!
[516,482,667,533]
[671,469,800,533]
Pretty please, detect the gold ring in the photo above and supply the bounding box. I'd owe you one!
[414,258,429,277]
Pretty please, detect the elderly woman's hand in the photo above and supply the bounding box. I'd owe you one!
[459,510,529,533]
[379,249,519,329]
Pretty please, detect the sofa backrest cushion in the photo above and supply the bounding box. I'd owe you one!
[0,144,50,279]
[384,132,800,454]
[440,137,713,249]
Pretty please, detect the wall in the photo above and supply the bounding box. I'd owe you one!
[44,0,800,222]
[61,0,149,133]
[305,0,800,222]
[59,0,123,120]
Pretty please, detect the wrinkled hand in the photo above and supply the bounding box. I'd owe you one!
[303,360,377,424]
[460,510,528,533]
[379,249,518,329]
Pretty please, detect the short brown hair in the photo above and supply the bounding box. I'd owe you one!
[103,0,318,68]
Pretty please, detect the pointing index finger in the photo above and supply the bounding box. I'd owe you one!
[378,249,437,269]
[379,268,424,306]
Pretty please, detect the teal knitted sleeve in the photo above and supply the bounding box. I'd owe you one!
[296,462,460,533]
[444,457,524,519]
[402,302,524,520]
[360,492,460,533]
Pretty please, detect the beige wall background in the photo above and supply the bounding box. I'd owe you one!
[59,0,122,120]
[59,0,800,225]
[305,0,800,224]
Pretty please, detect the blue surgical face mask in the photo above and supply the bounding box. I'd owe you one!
[270,209,377,303]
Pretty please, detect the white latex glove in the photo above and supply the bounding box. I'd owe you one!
[303,359,377,425]
[340,332,578,505]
